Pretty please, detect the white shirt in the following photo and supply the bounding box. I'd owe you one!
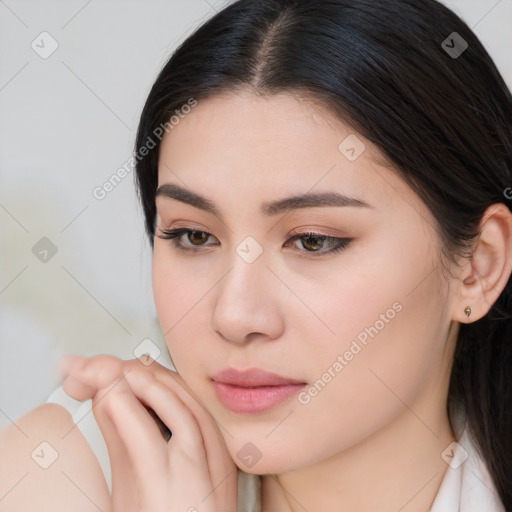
[46,386,505,511]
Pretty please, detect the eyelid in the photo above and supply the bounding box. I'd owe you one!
[155,224,341,242]
[287,226,345,238]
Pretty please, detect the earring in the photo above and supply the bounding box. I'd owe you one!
[464,305,472,317]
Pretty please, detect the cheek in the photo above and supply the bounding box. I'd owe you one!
[309,236,449,407]
[318,276,450,461]
[151,248,213,372]
[152,254,177,332]
[152,245,211,331]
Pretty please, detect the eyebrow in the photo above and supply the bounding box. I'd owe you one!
[155,183,371,219]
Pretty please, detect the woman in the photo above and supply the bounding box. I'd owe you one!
[1,0,511,510]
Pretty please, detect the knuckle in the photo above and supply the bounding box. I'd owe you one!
[83,355,124,386]
[124,366,154,389]
[95,386,130,418]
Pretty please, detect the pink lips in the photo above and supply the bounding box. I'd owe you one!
[211,368,306,414]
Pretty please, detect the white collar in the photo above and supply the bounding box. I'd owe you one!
[430,422,504,511]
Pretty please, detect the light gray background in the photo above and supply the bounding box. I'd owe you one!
[1,0,511,427]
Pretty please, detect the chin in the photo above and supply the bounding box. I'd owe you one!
[226,439,312,476]
[235,459,295,476]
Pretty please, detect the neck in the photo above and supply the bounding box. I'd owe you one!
[261,407,456,512]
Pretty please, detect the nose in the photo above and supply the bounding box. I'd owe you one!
[210,254,285,345]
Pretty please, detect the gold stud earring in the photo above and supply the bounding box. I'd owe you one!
[464,305,471,317]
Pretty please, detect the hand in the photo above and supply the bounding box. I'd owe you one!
[59,354,238,512]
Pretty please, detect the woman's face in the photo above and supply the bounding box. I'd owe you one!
[152,91,458,474]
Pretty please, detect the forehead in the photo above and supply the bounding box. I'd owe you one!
[156,90,416,216]
[159,90,385,165]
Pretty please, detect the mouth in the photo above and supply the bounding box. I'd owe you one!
[211,368,307,414]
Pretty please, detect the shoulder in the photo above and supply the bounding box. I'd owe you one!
[0,403,111,512]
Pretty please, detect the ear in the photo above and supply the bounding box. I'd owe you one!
[454,203,512,323]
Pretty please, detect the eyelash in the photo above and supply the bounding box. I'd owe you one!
[156,228,352,257]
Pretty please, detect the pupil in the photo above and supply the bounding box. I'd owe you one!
[190,231,207,245]
[304,236,322,250]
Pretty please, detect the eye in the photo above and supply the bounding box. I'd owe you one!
[285,231,352,256]
[156,227,352,256]
[156,228,218,253]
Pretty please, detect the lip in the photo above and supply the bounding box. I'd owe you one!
[211,368,306,414]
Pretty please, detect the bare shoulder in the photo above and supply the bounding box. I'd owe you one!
[0,403,111,512]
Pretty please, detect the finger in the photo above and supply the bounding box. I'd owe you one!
[94,378,219,511]
[122,368,207,459]
[151,364,235,469]
[101,373,234,511]
[124,361,238,506]
[152,367,238,510]
[59,356,173,483]
[61,374,99,402]
[91,376,171,499]
[85,392,137,510]
[61,355,124,398]
[60,355,105,400]
[122,366,223,502]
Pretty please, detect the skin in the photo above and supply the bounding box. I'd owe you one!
[150,90,511,510]
[0,403,112,512]
[151,90,459,511]
[2,90,511,512]
[149,93,510,511]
